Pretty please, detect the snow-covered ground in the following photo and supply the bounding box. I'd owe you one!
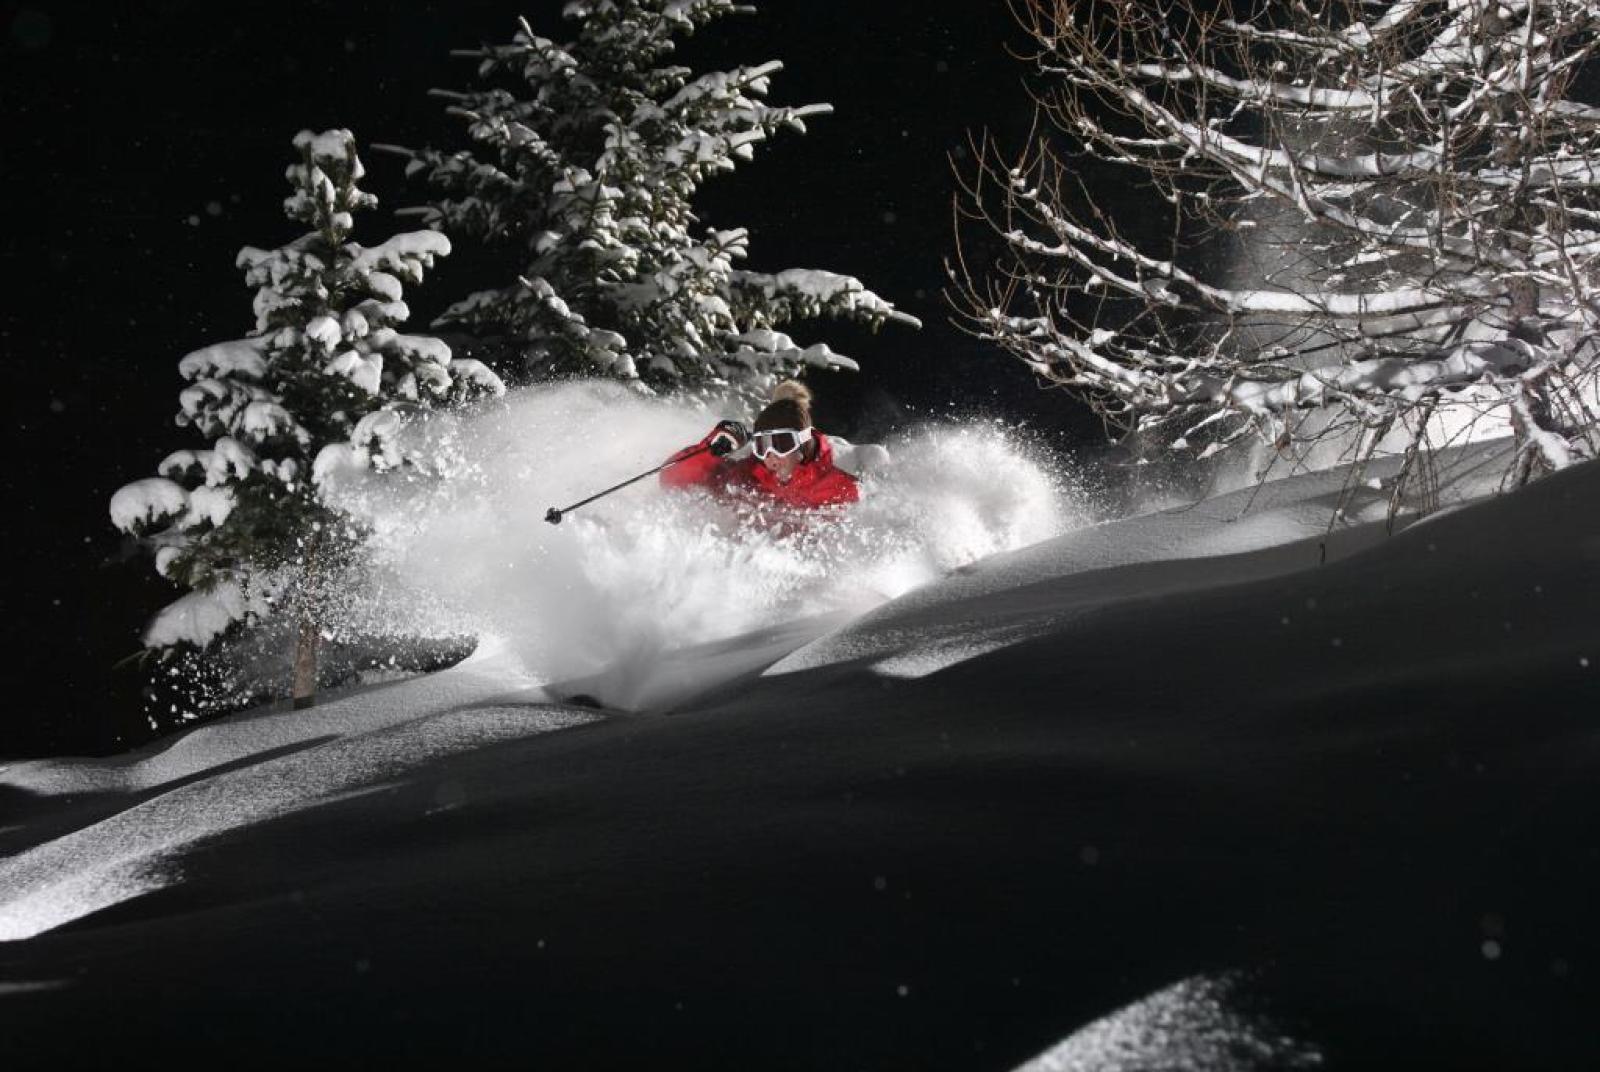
[2,434,1596,1069]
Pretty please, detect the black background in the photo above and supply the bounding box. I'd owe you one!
[0,2,1105,756]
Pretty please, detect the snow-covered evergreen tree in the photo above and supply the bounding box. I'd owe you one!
[953,0,1600,494]
[111,129,505,710]
[377,0,918,396]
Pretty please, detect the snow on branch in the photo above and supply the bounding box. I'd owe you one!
[114,129,496,681]
[392,0,917,396]
[143,580,259,649]
[952,0,1600,494]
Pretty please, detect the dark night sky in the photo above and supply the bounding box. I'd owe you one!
[0,1,1103,756]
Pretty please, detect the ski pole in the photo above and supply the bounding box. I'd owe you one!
[544,444,712,524]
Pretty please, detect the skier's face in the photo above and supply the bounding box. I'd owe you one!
[752,426,810,483]
[761,450,802,483]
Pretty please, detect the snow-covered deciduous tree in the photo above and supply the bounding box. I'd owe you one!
[376,0,919,397]
[111,129,505,711]
[951,0,1600,495]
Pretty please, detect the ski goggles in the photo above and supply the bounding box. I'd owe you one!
[750,427,812,458]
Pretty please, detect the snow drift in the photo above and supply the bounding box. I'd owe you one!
[3,438,1596,1068]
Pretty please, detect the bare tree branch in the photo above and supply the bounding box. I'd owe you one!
[952,0,1600,491]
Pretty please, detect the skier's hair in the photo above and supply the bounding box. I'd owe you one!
[754,379,813,432]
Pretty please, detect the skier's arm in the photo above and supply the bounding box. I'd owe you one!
[660,421,747,489]
[659,440,722,488]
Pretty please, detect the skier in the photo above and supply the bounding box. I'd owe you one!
[660,380,860,508]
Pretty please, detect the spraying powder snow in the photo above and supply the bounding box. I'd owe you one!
[320,381,1079,704]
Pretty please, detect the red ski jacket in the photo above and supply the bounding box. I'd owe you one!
[660,427,860,508]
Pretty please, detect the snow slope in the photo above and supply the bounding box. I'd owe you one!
[770,439,1516,681]
[0,640,594,941]
[2,443,1596,1069]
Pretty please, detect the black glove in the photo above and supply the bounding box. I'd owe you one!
[708,419,750,457]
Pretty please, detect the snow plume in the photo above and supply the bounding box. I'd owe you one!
[316,381,1078,703]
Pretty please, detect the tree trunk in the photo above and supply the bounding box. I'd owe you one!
[292,617,320,710]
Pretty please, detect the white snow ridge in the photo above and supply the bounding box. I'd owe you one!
[1012,974,1323,1071]
[0,642,593,940]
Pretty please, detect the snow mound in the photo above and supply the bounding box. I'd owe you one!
[1011,974,1322,1071]
[3,637,544,798]
[0,640,592,941]
[770,439,1514,679]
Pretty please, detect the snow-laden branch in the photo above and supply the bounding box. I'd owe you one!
[393,0,917,396]
[952,0,1600,491]
[113,129,499,678]
[1114,58,1384,112]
